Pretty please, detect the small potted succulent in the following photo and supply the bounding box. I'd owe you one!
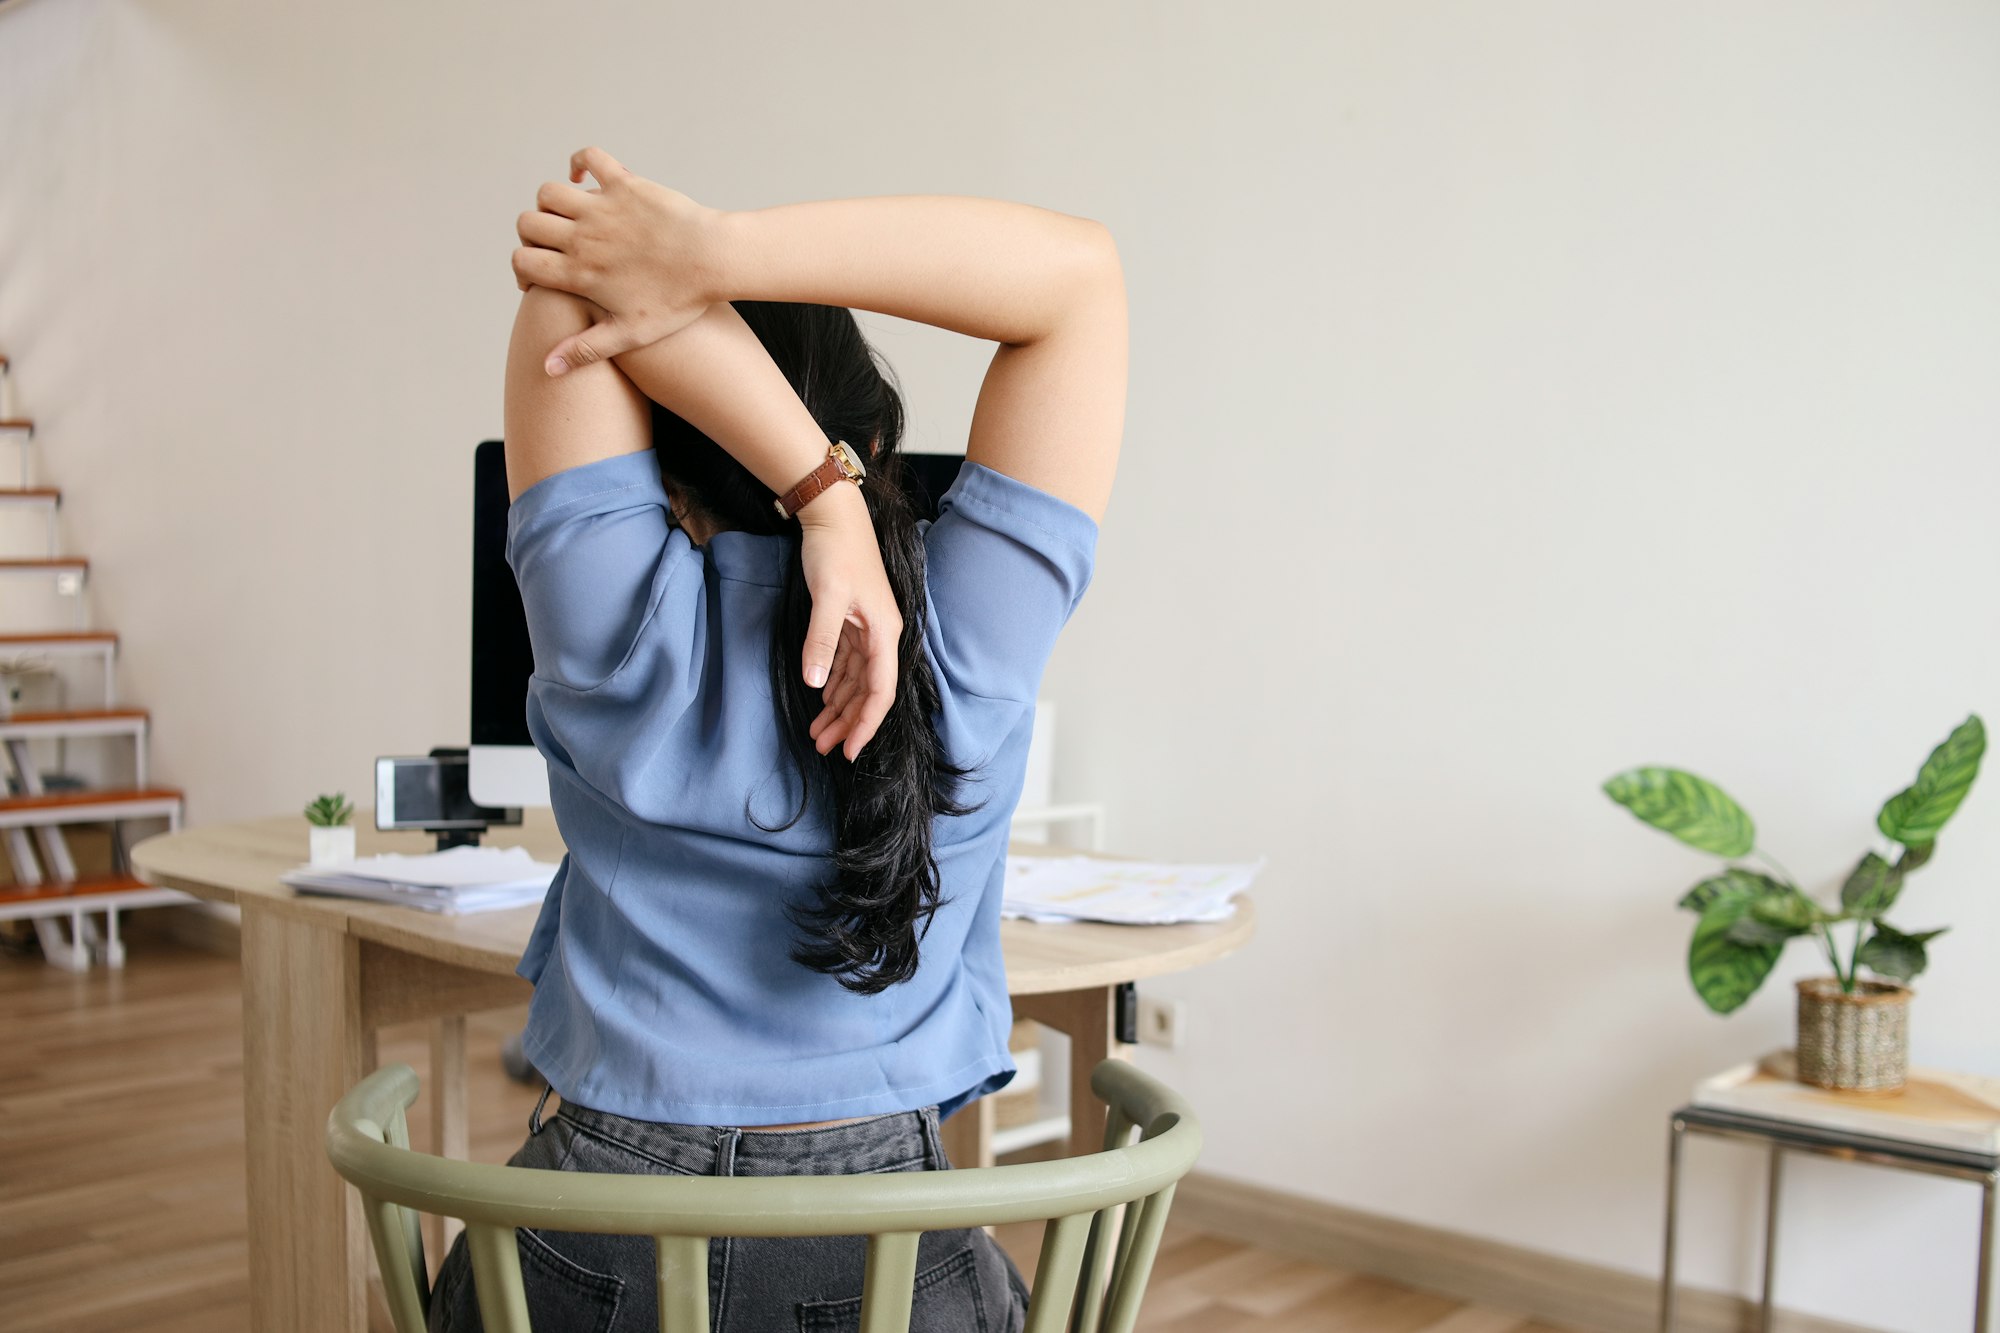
[305,792,356,867]
[1605,714,1984,1093]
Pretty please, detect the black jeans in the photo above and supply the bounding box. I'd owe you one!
[428,1094,1028,1333]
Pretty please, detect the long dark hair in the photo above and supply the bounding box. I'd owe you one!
[648,301,975,995]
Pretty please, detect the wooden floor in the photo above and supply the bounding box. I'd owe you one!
[0,924,1572,1332]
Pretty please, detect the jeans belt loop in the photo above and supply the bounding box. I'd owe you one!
[714,1127,742,1177]
[920,1105,946,1170]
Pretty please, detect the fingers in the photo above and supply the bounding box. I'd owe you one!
[511,245,566,291]
[516,209,574,251]
[812,640,868,720]
[806,616,899,761]
[811,684,867,758]
[544,321,641,377]
[535,179,598,220]
[810,654,857,727]
[569,146,630,188]
[808,626,866,750]
[842,617,900,761]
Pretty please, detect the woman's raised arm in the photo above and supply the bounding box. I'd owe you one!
[514,148,1127,521]
[606,302,902,762]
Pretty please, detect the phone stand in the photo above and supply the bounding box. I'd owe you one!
[430,827,489,853]
[376,746,523,854]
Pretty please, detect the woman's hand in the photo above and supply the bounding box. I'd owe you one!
[796,484,901,762]
[511,147,722,377]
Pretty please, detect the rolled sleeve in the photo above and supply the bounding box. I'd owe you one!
[921,461,1099,707]
[506,451,691,693]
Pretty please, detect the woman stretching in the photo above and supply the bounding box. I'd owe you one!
[426,148,1127,1332]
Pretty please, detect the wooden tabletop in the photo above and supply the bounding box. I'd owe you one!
[131,810,1255,996]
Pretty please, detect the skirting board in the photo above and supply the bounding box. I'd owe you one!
[1171,1172,1878,1333]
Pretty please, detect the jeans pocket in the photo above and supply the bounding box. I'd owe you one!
[794,1244,988,1333]
[516,1227,625,1333]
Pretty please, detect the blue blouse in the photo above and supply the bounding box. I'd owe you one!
[508,449,1098,1126]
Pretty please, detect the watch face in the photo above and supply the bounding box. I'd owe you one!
[833,440,867,481]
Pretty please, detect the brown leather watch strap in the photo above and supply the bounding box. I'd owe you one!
[773,441,866,520]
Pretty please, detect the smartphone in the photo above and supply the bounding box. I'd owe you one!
[375,751,518,831]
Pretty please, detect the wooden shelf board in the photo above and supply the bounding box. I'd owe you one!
[0,786,182,815]
[0,708,147,726]
[0,558,86,572]
[0,631,117,646]
[0,872,158,903]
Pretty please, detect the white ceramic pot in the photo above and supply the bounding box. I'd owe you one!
[309,824,356,868]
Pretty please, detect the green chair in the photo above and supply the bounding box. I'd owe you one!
[325,1059,1201,1333]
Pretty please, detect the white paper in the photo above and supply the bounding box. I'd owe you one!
[279,844,559,914]
[298,844,554,888]
[1001,855,1261,925]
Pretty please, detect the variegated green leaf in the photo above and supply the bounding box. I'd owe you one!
[1749,885,1830,932]
[1726,915,1797,947]
[1878,715,1985,847]
[1606,767,1756,857]
[1839,852,1904,919]
[1677,868,1786,914]
[1855,922,1947,983]
[1689,894,1784,1014]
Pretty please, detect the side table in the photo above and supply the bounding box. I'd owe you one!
[1660,1053,2000,1333]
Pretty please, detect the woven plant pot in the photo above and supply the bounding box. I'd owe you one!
[1795,977,1910,1092]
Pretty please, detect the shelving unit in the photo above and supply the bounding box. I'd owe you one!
[0,351,188,969]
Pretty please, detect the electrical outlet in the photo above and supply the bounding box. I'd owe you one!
[1136,995,1187,1049]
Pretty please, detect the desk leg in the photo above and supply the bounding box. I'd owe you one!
[1659,1116,1685,1333]
[1760,1143,1783,1331]
[240,902,374,1333]
[1976,1173,1995,1333]
[940,1094,996,1171]
[424,1015,469,1272]
[1014,987,1128,1159]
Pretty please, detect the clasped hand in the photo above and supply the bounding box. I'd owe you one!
[514,147,901,763]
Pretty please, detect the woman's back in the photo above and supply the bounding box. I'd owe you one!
[510,451,1098,1126]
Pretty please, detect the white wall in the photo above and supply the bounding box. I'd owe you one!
[5,3,1998,1328]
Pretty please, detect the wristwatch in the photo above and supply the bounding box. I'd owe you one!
[773,440,868,520]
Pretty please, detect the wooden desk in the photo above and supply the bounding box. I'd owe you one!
[132,810,1255,1333]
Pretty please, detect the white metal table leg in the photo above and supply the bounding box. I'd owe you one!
[1761,1143,1784,1330]
[1977,1174,1995,1333]
[1661,1116,1685,1333]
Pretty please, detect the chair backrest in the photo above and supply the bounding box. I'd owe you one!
[326,1059,1201,1333]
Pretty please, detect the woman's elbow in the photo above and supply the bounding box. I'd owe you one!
[1042,218,1124,337]
[1058,217,1122,297]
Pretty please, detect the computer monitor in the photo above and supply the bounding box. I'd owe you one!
[469,441,966,808]
[469,441,544,807]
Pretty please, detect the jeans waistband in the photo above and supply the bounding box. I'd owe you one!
[549,1097,946,1179]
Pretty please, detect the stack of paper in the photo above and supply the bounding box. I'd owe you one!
[281,845,558,914]
[1002,855,1261,925]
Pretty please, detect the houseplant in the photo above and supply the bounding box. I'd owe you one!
[1604,713,1984,1092]
[305,792,356,867]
